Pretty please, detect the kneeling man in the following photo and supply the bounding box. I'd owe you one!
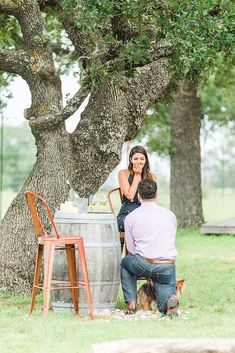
[121,179,178,315]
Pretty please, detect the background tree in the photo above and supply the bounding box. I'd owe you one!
[0,0,234,292]
[170,77,204,227]
[201,73,235,190]
[138,77,204,228]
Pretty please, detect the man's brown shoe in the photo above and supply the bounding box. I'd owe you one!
[125,301,137,315]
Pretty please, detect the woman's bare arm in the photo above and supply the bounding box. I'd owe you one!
[118,169,141,201]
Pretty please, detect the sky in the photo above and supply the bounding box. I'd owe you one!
[3,72,84,132]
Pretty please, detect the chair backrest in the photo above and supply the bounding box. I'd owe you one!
[25,191,60,239]
[107,187,122,214]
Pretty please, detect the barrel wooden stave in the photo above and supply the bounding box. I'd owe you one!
[51,213,121,312]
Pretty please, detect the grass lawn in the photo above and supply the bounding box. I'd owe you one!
[202,188,235,223]
[0,229,235,353]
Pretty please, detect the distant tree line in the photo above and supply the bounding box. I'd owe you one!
[1,124,36,191]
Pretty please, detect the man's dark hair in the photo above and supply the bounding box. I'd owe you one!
[138,179,157,199]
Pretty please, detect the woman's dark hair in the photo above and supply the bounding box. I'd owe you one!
[128,145,152,179]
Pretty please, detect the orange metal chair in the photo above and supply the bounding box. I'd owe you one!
[107,187,126,253]
[25,191,94,319]
[107,187,122,214]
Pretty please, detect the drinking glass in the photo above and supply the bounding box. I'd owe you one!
[99,193,108,213]
[78,198,88,213]
[88,195,98,212]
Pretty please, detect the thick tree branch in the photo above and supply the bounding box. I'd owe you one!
[61,84,91,122]
[62,18,92,64]
[127,59,172,106]
[37,0,61,8]
[12,1,49,51]
[124,58,172,139]
[0,49,28,76]
[0,0,19,14]
[1,0,63,119]
[51,43,73,56]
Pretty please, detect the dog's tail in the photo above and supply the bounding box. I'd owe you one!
[176,278,186,296]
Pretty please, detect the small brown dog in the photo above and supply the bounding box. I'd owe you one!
[137,278,186,311]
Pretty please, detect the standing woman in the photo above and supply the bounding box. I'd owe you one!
[117,146,157,232]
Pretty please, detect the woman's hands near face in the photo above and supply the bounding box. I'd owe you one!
[133,163,143,175]
[131,152,146,176]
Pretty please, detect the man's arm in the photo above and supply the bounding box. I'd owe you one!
[124,216,136,255]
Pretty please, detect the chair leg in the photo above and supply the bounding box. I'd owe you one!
[78,240,94,320]
[43,243,55,318]
[30,244,43,315]
[65,244,79,315]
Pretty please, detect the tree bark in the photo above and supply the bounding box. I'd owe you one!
[170,78,204,228]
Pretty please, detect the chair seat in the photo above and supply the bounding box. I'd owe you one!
[39,234,83,244]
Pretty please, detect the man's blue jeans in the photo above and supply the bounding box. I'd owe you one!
[121,254,176,313]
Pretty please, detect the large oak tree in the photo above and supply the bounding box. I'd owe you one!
[0,0,234,292]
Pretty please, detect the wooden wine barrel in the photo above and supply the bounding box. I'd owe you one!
[51,211,121,313]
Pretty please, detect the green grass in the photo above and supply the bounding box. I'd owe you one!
[1,229,235,353]
[202,188,235,222]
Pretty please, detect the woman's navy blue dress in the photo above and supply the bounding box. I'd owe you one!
[117,174,141,232]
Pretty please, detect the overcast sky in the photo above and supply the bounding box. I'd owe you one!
[3,72,85,133]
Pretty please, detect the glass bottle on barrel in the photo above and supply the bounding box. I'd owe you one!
[99,194,108,213]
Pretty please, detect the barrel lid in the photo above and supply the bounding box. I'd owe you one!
[54,211,117,224]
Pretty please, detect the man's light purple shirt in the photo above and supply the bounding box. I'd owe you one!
[124,201,177,260]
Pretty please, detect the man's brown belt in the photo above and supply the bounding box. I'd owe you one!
[144,258,175,264]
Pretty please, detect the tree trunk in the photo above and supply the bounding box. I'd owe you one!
[170,78,204,228]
